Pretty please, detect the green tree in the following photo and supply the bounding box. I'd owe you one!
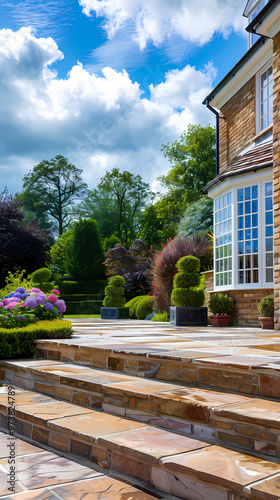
[178,197,213,238]
[50,230,73,275]
[98,168,150,247]
[66,219,105,281]
[22,155,88,236]
[75,187,120,240]
[159,124,216,205]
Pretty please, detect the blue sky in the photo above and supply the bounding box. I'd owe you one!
[0,0,249,194]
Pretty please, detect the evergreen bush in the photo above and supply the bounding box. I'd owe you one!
[171,255,205,308]
[31,267,54,294]
[258,295,274,317]
[152,311,169,322]
[136,295,155,319]
[66,219,105,281]
[125,296,143,318]
[103,275,126,307]
[208,293,234,315]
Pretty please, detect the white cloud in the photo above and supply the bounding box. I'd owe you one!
[0,28,215,195]
[79,0,246,49]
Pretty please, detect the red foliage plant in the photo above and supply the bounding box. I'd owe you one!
[150,235,209,312]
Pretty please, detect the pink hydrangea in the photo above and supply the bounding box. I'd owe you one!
[0,302,3,308]
[21,302,27,307]
[51,289,60,295]
[6,302,19,309]
[2,299,8,305]
[47,294,58,303]
[31,287,41,293]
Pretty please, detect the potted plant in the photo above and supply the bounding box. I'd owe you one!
[101,275,129,319]
[258,295,274,330]
[170,255,207,326]
[208,293,234,327]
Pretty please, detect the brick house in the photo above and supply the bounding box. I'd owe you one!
[202,0,280,327]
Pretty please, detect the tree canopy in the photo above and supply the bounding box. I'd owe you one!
[159,124,216,205]
[22,155,88,236]
[98,168,150,247]
[0,194,49,287]
[178,196,213,238]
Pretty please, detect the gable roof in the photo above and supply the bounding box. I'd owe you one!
[202,141,273,193]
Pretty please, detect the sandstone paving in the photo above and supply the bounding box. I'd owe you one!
[96,425,209,464]
[0,431,159,499]
[161,446,280,492]
[212,398,280,430]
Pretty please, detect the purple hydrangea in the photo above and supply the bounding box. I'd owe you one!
[9,292,16,297]
[16,287,25,294]
[25,299,37,309]
[35,296,44,305]
[14,293,25,299]
[15,315,26,321]
[31,287,41,293]
[55,300,66,313]
[44,302,54,310]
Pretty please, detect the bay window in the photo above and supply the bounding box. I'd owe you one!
[214,177,273,290]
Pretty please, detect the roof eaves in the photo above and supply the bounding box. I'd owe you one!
[202,36,267,105]
[246,0,279,33]
[201,161,272,194]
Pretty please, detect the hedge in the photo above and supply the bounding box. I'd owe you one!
[0,320,72,359]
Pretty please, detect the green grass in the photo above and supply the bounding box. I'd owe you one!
[64,314,101,318]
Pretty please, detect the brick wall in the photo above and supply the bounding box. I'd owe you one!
[202,270,214,308]
[219,77,255,172]
[273,32,280,329]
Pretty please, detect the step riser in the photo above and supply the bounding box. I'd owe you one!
[37,341,276,399]
[2,365,279,460]
[0,411,231,500]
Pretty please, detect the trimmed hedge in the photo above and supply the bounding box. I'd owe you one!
[58,280,106,295]
[65,301,103,315]
[152,311,170,322]
[0,320,72,359]
[136,296,154,320]
[125,296,143,318]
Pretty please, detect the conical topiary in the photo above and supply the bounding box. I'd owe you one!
[103,275,126,307]
[171,255,205,307]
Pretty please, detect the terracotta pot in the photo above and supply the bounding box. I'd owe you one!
[209,315,231,327]
[259,317,274,330]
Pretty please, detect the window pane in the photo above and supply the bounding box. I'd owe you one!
[266,238,273,252]
[253,254,258,268]
[239,256,244,269]
[239,271,244,284]
[252,185,258,199]
[238,230,244,241]
[266,197,273,210]
[245,187,251,200]
[245,255,251,269]
[238,203,243,215]
[245,215,251,228]
[237,189,243,202]
[252,199,258,213]
[253,270,258,283]
[252,228,258,238]
[266,253,273,267]
[266,182,273,196]
[266,226,273,237]
[266,268,273,283]
[266,211,273,225]
[246,241,251,253]
[245,229,251,240]
[238,217,244,229]
[253,240,258,253]
[252,214,258,227]
[238,242,244,254]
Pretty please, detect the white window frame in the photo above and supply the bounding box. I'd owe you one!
[212,170,273,292]
[256,60,273,135]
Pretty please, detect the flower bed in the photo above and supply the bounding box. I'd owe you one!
[0,286,72,358]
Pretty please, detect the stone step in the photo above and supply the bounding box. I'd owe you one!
[1,386,280,500]
[0,430,164,499]
[35,337,280,399]
[2,358,280,460]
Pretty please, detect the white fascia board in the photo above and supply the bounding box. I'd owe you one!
[211,39,273,110]
[255,4,280,37]
[207,166,273,199]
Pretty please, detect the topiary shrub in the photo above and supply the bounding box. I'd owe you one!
[136,295,155,319]
[125,296,143,318]
[31,267,54,294]
[103,275,126,307]
[258,295,274,317]
[171,255,205,308]
[209,293,234,315]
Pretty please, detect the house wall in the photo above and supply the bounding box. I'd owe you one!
[273,31,280,329]
[219,77,256,173]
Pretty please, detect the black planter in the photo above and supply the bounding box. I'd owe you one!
[101,307,129,319]
[170,306,208,326]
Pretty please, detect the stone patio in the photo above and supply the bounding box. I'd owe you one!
[1,319,280,498]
